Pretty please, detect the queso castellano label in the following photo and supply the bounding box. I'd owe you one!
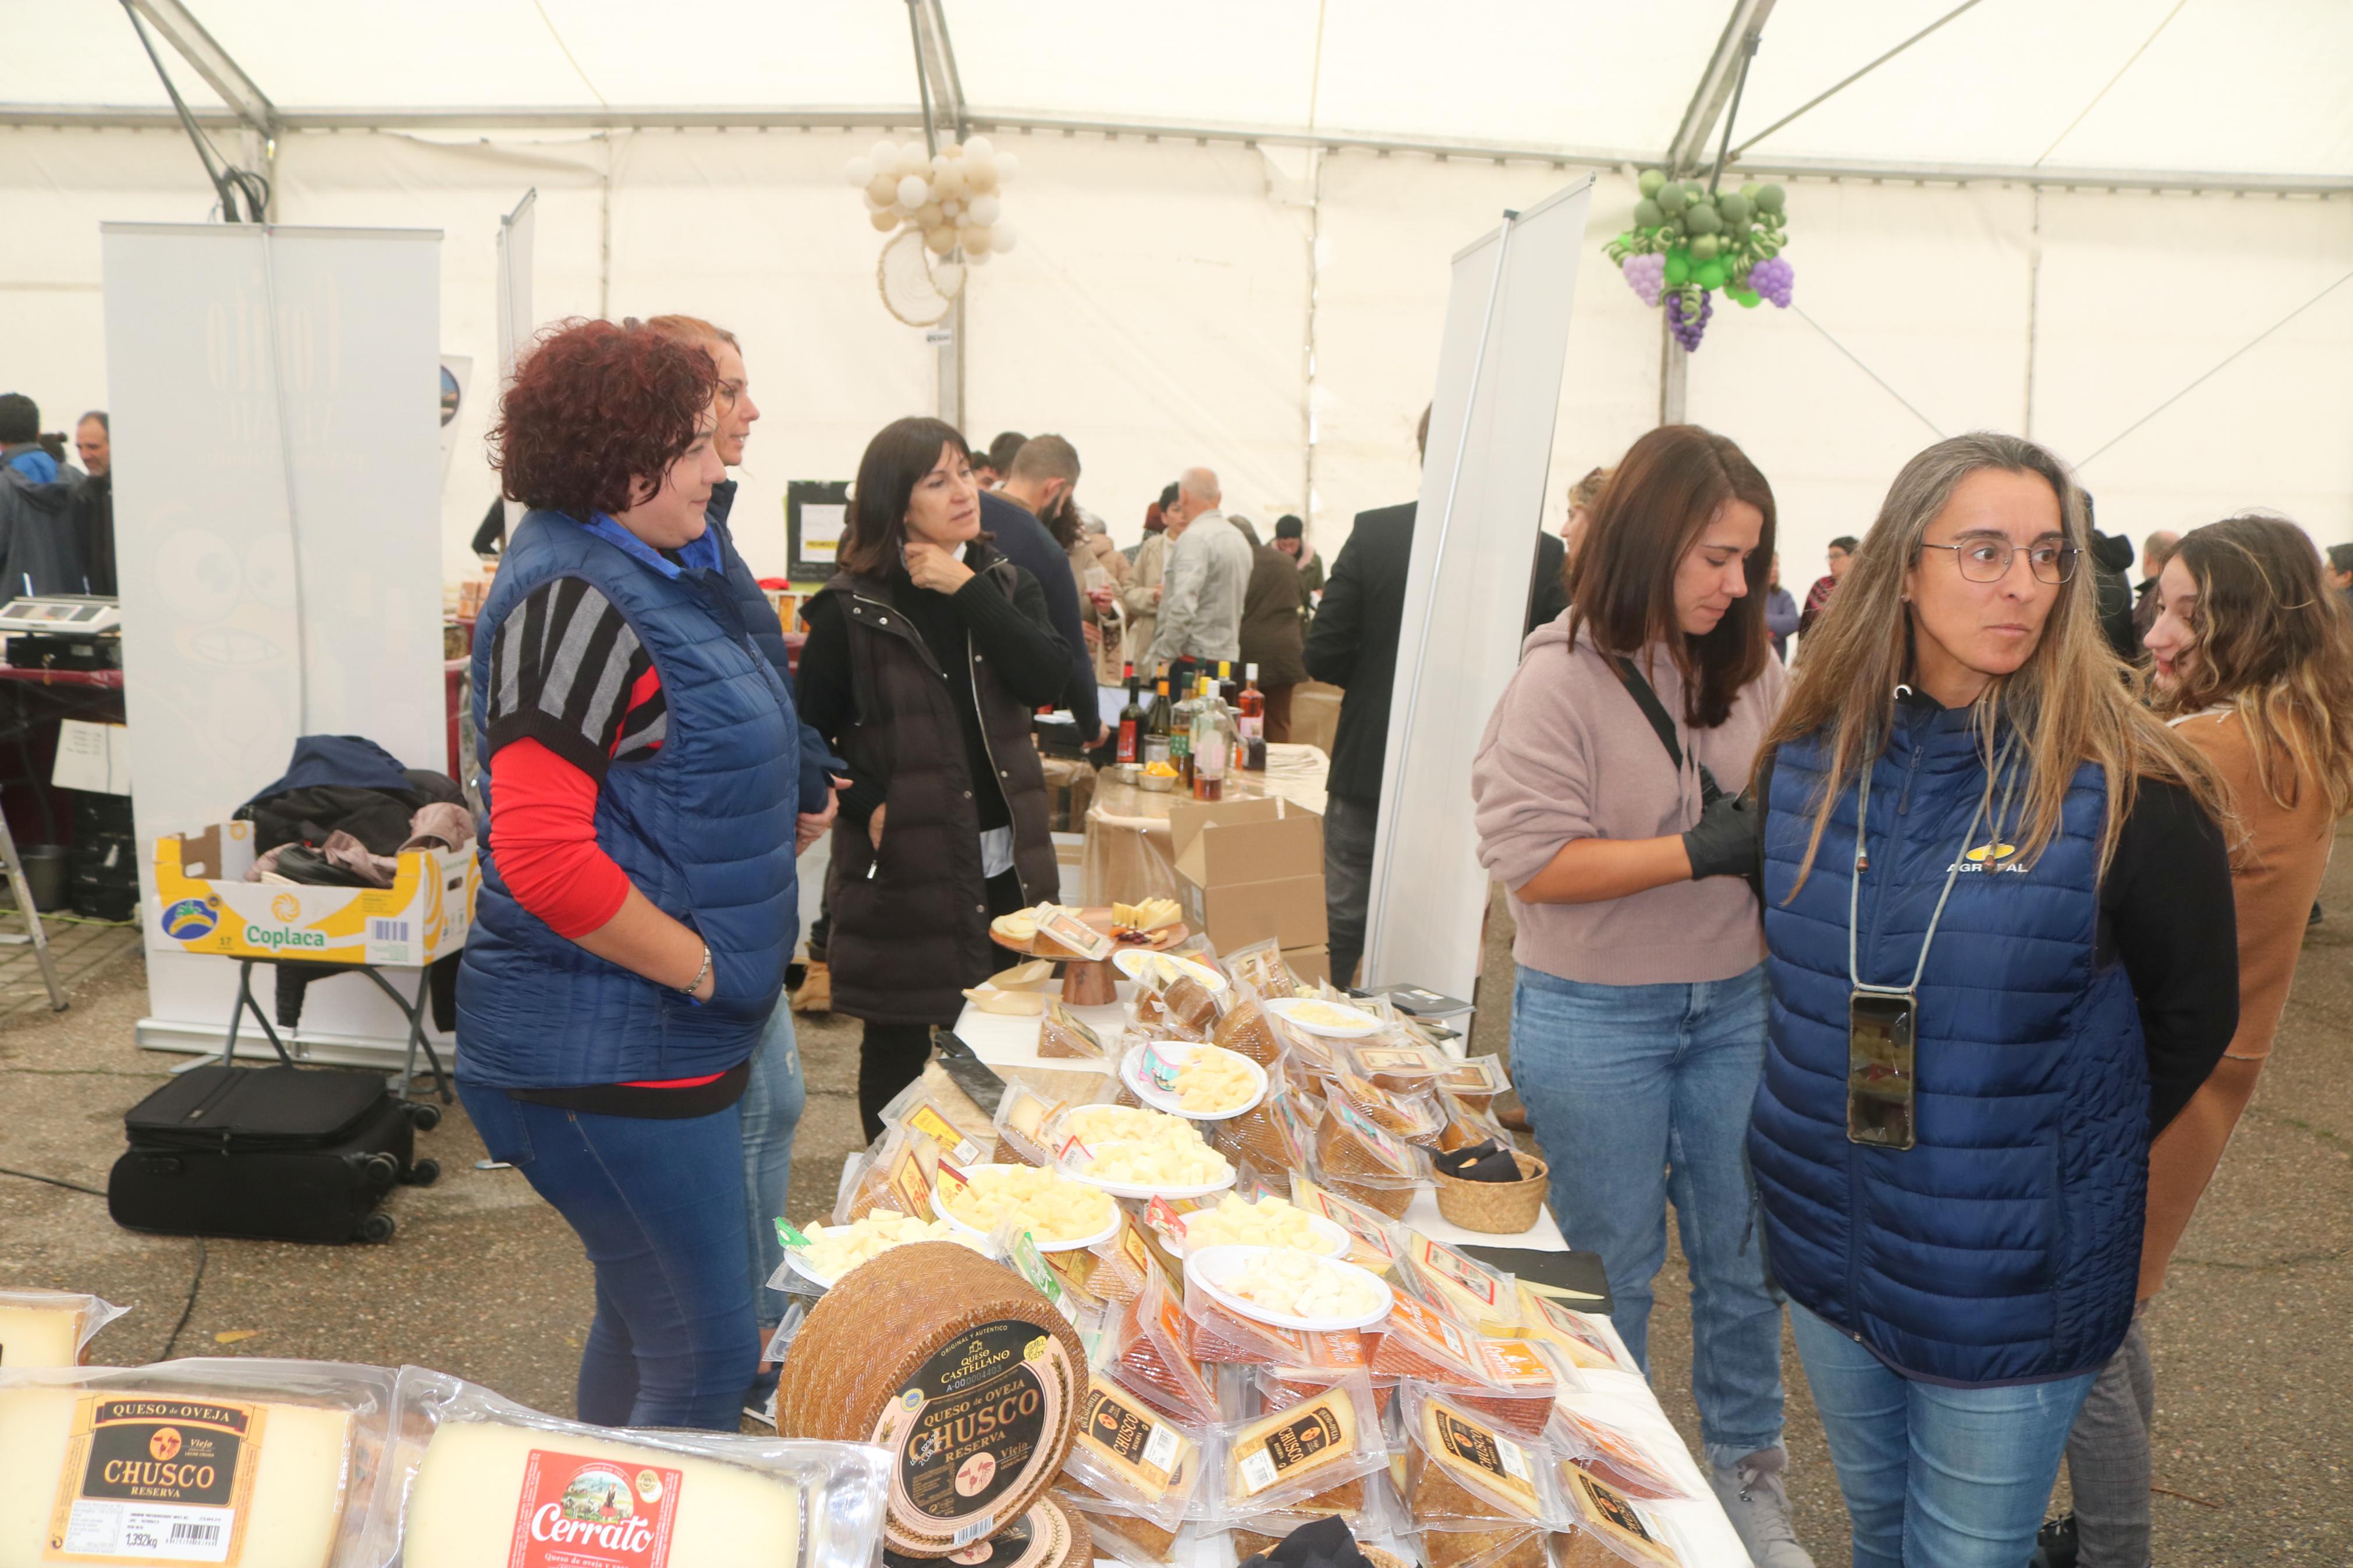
[47,1397,268,1565]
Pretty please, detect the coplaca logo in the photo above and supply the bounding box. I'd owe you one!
[269,893,302,922]
[161,898,219,940]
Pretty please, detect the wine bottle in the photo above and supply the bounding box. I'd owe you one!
[1144,670,1174,768]
[1170,675,1199,785]
[1238,663,1266,770]
[1116,664,1144,765]
[1191,675,1233,801]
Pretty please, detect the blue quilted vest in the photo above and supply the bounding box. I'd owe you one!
[1747,699,2147,1385]
[454,509,797,1089]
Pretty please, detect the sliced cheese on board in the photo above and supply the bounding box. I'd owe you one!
[399,1418,802,1568]
[782,1241,1085,1558]
[0,1385,353,1568]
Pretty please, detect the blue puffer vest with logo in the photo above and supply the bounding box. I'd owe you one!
[1748,699,2147,1385]
[455,510,796,1089]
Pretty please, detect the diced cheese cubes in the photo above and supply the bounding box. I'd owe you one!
[1172,1050,1257,1115]
[1184,1194,1336,1254]
[939,1165,1117,1243]
[796,1211,982,1281]
[1057,1104,1205,1153]
[1083,1140,1231,1189]
[1226,1250,1384,1321]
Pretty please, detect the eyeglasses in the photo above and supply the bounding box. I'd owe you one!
[1919,538,2078,585]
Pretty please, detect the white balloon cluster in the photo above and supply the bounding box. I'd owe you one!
[845,135,1020,296]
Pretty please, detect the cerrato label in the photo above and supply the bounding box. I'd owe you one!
[47,1398,267,1565]
[870,1321,1071,1542]
[887,1500,1073,1568]
[503,1449,684,1568]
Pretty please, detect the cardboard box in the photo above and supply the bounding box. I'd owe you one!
[152,820,477,968]
[1169,797,1326,952]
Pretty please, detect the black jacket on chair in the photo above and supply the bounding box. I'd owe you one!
[1305,502,1569,804]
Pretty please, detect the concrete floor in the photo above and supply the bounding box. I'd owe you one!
[1,825,2346,1564]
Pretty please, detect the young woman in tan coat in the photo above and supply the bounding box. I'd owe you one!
[2053,514,2353,1568]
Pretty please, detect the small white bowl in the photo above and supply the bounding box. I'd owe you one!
[1056,1142,1237,1201]
[1184,1243,1396,1331]
[1121,1041,1268,1122]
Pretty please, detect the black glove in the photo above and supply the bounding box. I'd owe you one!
[1683,784,1762,882]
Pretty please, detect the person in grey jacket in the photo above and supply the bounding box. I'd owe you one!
[1147,466,1252,669]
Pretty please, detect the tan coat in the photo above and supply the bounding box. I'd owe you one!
[1067,532,1132,687]
[1120,531,1167,675]
[2140,709,2337,1297]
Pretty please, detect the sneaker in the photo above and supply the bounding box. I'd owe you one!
[1707,1448,1814,1568]
[2029,1512,2078,1568]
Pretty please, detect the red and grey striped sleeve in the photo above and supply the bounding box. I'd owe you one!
[485,577,666,776]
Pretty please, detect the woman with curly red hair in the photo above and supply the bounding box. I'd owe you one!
[457,318,826,1430]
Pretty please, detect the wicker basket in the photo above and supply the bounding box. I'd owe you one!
[1431,1150,1550,1234]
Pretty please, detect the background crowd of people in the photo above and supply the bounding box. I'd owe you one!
[0,392,118,598]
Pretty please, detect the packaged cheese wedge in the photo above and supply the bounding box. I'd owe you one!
[1213,1377,1387,1522]
[1552,1461,1689,1568]
[1399,1385,1562,1568]
[0,1288,129,1369]
[1060,1373,1207,1531]
[0,1356,393,1568]
[371,1366,891,1568]
[1394,1234,1522,1336]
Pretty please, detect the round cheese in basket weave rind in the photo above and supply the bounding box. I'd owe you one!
[886,1494,1089,1568]
[783,1241,1087,1558]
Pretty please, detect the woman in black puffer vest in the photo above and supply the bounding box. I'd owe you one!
[797,418,1066,1136]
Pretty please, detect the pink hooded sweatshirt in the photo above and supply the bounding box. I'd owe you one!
[1471,617,1787,986]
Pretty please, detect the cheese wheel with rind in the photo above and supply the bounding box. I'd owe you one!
[398,1418,803,1567]
[782,1242,1086,1558]
[0,1385,354,1568]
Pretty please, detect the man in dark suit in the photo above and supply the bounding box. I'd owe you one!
[979,436,1105,743]
[1307,411,1566,989]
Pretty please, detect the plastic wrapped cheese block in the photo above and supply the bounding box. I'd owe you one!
[1553,1462,1685,1568]
[1063,1374,1204,1531]
[1218,1379,1386,1521]
[0,1289,127,1369]
[376,1367,891,1568]
[1038,1002,1106,1060]
[0,1357,393,1568]
[1401,1388,1556,1568]
[782,1242,1085,1558]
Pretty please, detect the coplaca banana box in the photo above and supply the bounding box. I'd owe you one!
[151,820,477,967]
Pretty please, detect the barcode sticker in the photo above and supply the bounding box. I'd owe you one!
[1239,1449,1279,1495]
[1498,1436,1531,1482]
[368,918,410,944]
[62,1499,235,1563]
[1143,1423,1181,1474]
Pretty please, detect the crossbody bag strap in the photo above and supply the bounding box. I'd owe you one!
[1607,653,1686,771]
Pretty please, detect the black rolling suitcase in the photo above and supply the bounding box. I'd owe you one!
[108,1065,442,1245]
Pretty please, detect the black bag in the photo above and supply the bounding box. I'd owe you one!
[1607,653,1766,899]
[108,1066,440,1245]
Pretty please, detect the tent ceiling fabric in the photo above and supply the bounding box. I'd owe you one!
[10,0,2348,182]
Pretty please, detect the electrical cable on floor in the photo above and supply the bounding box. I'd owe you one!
[0,1165,208,1363]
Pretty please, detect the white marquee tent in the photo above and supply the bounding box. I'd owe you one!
[6,0,2351,585]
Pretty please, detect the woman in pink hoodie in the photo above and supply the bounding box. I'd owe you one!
[1471,424,1805,1568]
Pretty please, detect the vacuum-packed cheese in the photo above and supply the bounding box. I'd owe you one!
[399,1418,801,1567]
[0,1385,353,1567]
[0,1302,86,1369]
[782,1242,1085,1558]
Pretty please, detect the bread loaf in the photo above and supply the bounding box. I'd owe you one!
[782,1242,1085,1557]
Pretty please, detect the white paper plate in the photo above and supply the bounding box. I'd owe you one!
[1266,997,1385,1038]
[1056,1142,1237,1201]
[1179,1205,1350,1259]
[1184,1244,1397,1331]
[928,1165,1123,1253]
[1115,948,1230,994]
[1121,1041,1268,1122]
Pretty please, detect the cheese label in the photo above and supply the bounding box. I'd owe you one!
[1564,1466,1670,1562]
[1411,1237,1505,1310]
[46,1397,267,1565]
[1077,1384,1184,1492]
[1232,1398,1347,1497]
[502,1449,683,1568]
[886,1143,937,1219]
[1329,1104,1414,1174]
[871,1320,1072,1538]
[906,1105,985,1168]
[1429,1406,1539,1515]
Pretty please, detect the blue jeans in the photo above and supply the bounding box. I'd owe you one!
[1790,1302,2096,1568]
[741,1002,806,1335]
[459,1080,758,1431]
[1511,962,1783,1463]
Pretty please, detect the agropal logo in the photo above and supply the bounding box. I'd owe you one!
[1956,838,2027,874]
[270,893,302,922]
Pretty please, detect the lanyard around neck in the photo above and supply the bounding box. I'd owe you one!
[1848,720,2022,997]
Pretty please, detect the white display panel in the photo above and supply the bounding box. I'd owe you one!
[104,221,450,1062]
[1362,179,1593,1001]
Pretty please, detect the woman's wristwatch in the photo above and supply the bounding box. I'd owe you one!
[681,943,712,998]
